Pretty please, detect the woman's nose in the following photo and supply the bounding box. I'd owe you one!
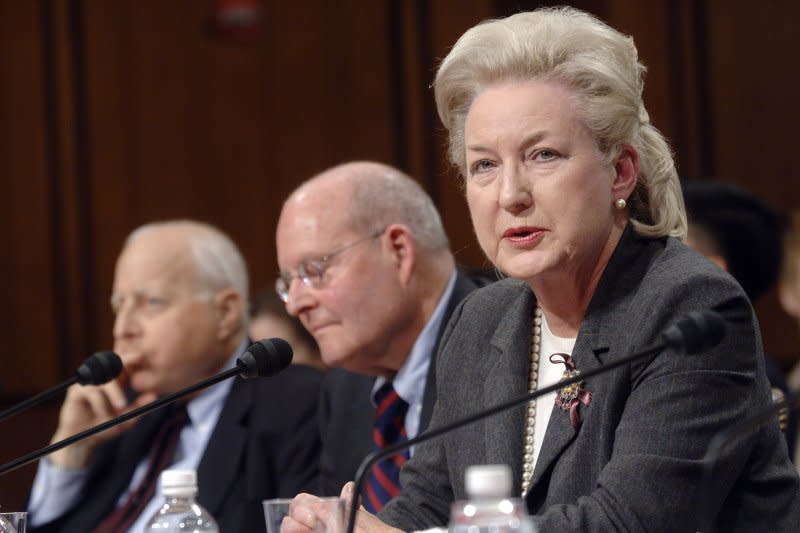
[499,165,533,214]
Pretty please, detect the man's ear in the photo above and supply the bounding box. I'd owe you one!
[612,144,640,201]
[383,224,416,286]
[213,288,244,341]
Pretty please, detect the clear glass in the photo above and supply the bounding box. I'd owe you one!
[449,497,536,533]
[145,494,218,532]
[0,513,26,533]
[263,497,344,533]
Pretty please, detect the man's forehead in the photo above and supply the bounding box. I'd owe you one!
[279,198,357,244]
[279,226,361,268]
[285,183,349,223]
[280,205,331,235]
[112,265,194,297]
[114,239,198,290]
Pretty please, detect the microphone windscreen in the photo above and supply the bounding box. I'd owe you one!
[76,351,123,385]
[238,338,293,378]
[662,310,727,355]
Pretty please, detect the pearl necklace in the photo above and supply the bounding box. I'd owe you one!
[521,306,542,495]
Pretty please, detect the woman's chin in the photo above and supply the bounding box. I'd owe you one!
[497,261,548,283]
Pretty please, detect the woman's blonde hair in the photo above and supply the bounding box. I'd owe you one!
[433,7,686,238]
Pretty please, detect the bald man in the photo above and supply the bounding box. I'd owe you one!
[275,162,479,506]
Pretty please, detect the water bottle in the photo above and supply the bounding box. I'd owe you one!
[449,464,536,533]
[145,470,219,532]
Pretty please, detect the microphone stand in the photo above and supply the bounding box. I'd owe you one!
[0,352,122,423]
[0,377,80,423]
[0,363,245,477]
[346,338,674,533]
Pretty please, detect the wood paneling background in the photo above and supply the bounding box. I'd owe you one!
[1,0,797,509]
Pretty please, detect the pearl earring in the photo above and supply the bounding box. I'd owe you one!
[615,198,627,210]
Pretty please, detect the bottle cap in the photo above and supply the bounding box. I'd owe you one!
[161,469,198,496]
[465,464,513,498]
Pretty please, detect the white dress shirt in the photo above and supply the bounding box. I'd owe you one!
[372,272,457,451]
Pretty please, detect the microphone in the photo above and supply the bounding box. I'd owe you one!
[0,351,123,424]
[344,310,726,533]
[239,337,294,378]
[662,310,726,354]
[0,338,292,477]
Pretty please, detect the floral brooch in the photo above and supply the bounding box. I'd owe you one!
[549,353,593,429]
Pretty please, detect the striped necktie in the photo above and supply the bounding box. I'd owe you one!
[364,381,409,513]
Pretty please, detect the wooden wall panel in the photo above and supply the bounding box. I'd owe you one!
[704,2,800,206]
[0,1,60,392]
[1,0,799,511]
[424,0,496,270]
[78,0,399,355]
[0,0,62,510]
[703,1,800,368]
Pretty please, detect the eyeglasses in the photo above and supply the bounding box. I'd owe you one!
[275,227,385,303]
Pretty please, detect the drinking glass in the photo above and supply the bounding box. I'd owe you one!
[0,512,26,533]
[263,497,344,533]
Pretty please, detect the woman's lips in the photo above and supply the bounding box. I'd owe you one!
[502,226,546,246]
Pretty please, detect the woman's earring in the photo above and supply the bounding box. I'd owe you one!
[615,198,627,210]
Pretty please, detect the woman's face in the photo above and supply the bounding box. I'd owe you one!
[464,80,628,285]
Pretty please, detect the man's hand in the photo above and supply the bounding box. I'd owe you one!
[48,375,156,469]
[281,482,406,533]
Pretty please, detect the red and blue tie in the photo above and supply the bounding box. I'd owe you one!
[364,381,409,513]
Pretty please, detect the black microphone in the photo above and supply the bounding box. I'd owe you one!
[344,310,726,533]
[0,351,123,424]
[0,338,292,477]
[662,310,726,354]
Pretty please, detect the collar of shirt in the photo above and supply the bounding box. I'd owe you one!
[126,339,247,533]
[372,271,457,439]
[175,339,245,458]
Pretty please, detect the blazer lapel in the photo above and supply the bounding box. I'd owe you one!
[528,331,605,492]
[197,377,249,516]
[527,225,650,496]
[420,272,479,430]
[484,284,535,495]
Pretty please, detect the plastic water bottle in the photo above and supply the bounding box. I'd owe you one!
[145,470,219,532]
[449,464,536,533]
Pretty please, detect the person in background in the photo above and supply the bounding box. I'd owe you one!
[275,161,478,505]
[283,7,799,532]
[250,289,325,371]
[779,210,800,472]
[683,180,795,453]
[28,220,321,533]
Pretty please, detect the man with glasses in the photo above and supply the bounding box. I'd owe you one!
[275,161,478,506]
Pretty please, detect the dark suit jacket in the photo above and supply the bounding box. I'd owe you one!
[317,273,477,496]
[381,228,800,531]
[31,364,322,533]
